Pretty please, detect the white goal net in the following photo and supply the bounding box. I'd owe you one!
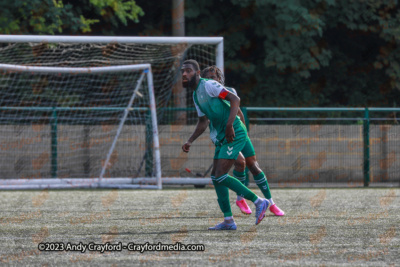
[0,35,224,188]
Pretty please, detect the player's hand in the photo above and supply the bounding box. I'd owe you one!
[225,125,235,143]
[182,141,192,153]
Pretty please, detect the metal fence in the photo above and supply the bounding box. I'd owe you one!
[241,107,400,187]
[1,107,399,187]
[160,107,400,187]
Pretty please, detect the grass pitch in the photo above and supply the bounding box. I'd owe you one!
[0,188,398,266]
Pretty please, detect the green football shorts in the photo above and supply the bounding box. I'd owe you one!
[214,134,256,160]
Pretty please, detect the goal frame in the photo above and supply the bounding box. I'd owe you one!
[0,63,162,190]
[0,35,225,188]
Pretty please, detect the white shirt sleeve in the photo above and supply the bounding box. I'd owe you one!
[204,80,229,98]
[193,95,205,117]
[227,87,237,96]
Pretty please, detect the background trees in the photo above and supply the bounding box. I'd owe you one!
[0,0,144,35]
[185,0,400,108]
[1,0,399,107]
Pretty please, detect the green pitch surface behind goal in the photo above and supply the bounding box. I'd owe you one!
[0,188,398,266]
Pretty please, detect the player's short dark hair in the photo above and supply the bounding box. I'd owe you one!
[183,59,200,71]
[201,65,225,85]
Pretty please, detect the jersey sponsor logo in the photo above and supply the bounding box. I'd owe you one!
[227,146,233,155]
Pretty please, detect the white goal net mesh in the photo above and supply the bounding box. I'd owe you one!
[0,36,222,186]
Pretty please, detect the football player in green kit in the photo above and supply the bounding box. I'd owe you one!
[201,65,284,218]
[181,60,282,230]
[201,65,251,215]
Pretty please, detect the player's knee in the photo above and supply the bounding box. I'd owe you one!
[245,156,257,168]
[245,156,261,174]
[234,158,245,172]
[211,167,216,177]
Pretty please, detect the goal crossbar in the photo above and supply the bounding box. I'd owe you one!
[0,35,223,44]
[0,63,152,74]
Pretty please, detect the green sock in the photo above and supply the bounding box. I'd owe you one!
[254,172,272,199]
[215,174,258,202]
[211,176,232,217]
[233,169,246,185]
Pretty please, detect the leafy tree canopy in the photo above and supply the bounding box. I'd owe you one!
[0,0,144,35]
[1,0,400,108]
[186,0,400,108]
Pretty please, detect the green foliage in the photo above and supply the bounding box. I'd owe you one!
[185,0,400,108]
[79,15,100,33]
[0,0,144,34]
[90,0,144,24]
[1,0,400,108]
[0,0,72,34]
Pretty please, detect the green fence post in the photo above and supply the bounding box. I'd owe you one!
[241,107,250,130]
[51,107,58,178]
[363,107,370,187]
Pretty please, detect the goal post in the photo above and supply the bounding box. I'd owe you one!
[0,63,162,189]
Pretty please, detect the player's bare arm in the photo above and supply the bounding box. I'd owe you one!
[237,108,246,126]
[224,92,240,143]
[182,115,209,153]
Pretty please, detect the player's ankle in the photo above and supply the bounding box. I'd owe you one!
[268,198,274,205]
[224,216,234,223]
[254,197,262,205]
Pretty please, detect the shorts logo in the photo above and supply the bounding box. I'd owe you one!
[227,146,233,155]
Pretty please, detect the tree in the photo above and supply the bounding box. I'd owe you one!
[0,0,144,35]
[185,0,400,108]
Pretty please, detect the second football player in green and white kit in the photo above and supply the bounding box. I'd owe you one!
[207,85,253,215]
[201,65,284,217]
[182,60,284,229]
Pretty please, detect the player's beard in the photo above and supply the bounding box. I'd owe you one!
[182,75,197,89]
